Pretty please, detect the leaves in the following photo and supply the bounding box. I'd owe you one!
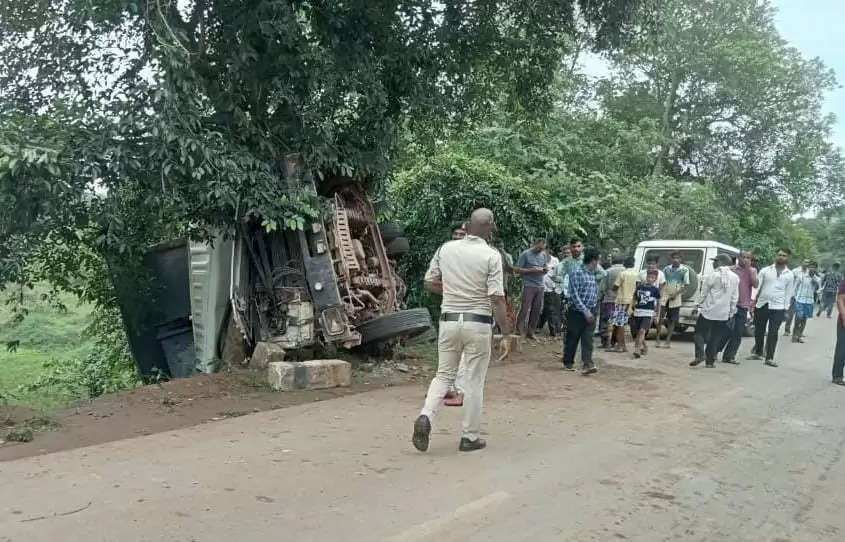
[603,0,841,211]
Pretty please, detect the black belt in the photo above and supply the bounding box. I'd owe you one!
[440,313,493,325]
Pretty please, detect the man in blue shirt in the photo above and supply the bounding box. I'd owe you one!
[563,247,601,374]
[514,238,550,340]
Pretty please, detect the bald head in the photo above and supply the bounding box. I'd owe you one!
[468,208,496,238]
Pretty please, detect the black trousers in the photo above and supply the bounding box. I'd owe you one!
[694,315,727,363]
[834,321,845,381]
[563,308,596,368]
[753,304,785,361]
[719,307,747,362]
[538,291,562,335]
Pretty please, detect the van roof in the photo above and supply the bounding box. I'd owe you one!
[636,240,740,252]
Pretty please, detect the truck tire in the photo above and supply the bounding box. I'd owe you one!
[386,236,410,257]
[379,222,405,243]
[357,308,433,345]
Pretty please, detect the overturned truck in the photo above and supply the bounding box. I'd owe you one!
[120,154,432,380]
[222,154,431,359]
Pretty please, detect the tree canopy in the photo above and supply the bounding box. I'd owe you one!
[1,0,650,294]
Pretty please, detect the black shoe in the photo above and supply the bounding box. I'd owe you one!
[412,415,431,452]
[764,359,779,368]
[705,362,715,368]
[562,364,576,371]
[690,359,703,367]
[582,364,598,375]
[833,379,845,386]
[721,358,739,365]
[459,437,487,452]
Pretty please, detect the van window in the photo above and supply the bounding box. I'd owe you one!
[643,249,705,274]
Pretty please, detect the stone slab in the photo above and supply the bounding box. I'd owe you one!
[267,360,352,391]
[251,342,286,370]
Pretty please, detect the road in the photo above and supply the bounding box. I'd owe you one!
[2,319,844,542]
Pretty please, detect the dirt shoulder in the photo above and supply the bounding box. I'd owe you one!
[0,339,556,462]
[0,349,429,462]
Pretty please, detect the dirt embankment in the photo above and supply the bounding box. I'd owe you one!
[0,337,570,462]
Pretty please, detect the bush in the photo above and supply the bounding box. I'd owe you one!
[387,150,568,311]
[20,306,139,400]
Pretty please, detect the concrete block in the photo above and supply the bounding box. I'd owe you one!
[251,342,286,370]
[267,360,352,391]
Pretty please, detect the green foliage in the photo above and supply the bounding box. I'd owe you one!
[0,286,96,407]
[388,149,563,308]
[20,306,139,401]
[797,206,845,269]
[0,285,137,406]
[4,426,33,443]
[604,0,843,210]
[0,0,650,291]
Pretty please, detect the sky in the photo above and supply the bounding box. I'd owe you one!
[773,0,845,150]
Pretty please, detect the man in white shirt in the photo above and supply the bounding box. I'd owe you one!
[690,254,739,368]
[791,262,820,343]
[638,255,667,290]
[415,208,513,453]
[748,248,795,367]
[783,259,810,336]
[537,248,560,336]
[537,271,561,336]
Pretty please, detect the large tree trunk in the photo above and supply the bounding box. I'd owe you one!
[653,69,681,177]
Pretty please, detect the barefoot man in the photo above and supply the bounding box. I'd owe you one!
[413,208,514,453]
[655,251,689,349]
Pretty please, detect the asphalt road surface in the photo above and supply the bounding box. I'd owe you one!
[2,318,843,542]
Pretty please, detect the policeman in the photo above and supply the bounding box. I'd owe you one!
[412,208,514,453]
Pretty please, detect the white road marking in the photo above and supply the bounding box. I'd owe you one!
[382,491,511,542]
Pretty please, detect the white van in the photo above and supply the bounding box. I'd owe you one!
[633,240,740,332]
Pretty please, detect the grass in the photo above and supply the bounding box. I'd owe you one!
[0,285,96,409]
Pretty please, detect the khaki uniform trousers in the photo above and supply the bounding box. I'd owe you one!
[421,316,492,441]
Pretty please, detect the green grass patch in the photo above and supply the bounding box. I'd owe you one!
[0,285,96,408]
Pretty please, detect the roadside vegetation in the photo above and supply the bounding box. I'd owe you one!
[1,0,842,405]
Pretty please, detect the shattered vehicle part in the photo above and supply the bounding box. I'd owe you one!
[218,152,431,362]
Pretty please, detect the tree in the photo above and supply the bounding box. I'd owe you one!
[1,0,650,295]
[602,0,841,212]
[388,149,565,310]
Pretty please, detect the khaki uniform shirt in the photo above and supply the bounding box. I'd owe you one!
[425,236,504,316]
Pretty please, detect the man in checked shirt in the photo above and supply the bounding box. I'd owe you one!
[562,247,601,375]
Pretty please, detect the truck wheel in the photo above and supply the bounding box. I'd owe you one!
[379,222,405,243]
[357,308,433,345]
[386,236,410,257]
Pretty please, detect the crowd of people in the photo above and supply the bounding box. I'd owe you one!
[411,208,845,453]
[514,242,845,374]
